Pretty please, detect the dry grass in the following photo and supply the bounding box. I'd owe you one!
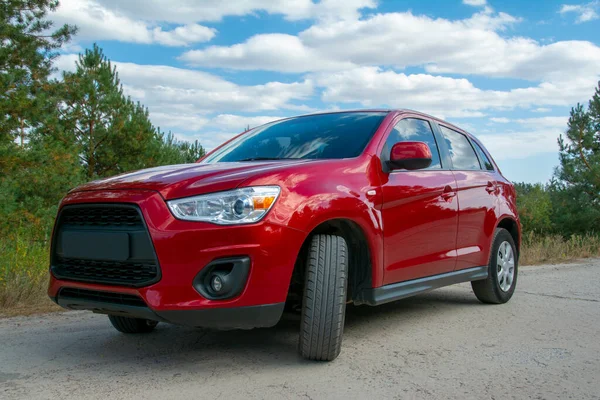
[0,233,57,314]
[519,232,600,265]
[1,231,599,317]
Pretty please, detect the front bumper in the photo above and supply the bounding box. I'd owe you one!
[52,289,284,329]
[48,189,306,329]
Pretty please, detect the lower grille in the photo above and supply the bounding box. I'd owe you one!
[51,204,161,287]
[59,288,147,307]
[53,257,159,285]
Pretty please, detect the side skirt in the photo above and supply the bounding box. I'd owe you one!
[354,266,488,306]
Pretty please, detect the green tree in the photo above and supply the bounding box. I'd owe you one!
[0,0,76,146]
[157,132,205,164]
[547,181,600,236]
[556,81,600,202]
[514,182,553,234]
[55,44,175,179]
[0,136,83,239]
[552,81,600,234]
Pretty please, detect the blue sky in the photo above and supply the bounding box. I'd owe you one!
[51,0,600,183]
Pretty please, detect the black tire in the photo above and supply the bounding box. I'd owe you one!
[108,315,158,334]
[472,228,518,304]
[299,234,348,361]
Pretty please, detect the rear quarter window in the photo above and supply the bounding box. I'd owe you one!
[439,125,481,170]
[472,140,495,171]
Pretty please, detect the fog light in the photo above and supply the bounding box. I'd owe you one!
[211,275,223,292]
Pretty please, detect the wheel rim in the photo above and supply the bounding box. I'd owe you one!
[496,241,515,292]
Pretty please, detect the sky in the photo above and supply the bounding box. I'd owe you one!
[49,0,600,183]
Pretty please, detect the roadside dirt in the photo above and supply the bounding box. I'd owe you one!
[1,260,599,399]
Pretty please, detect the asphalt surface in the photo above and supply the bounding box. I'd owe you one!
[1,260,599,399]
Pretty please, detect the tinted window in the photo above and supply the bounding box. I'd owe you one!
[203,112,387,163]
[384,118,442,169]
[439,126,481,170]
[472,140,494,171]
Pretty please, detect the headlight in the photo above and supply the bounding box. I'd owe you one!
[167,186,280,225]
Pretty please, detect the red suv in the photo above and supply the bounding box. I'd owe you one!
[49,110,520,361]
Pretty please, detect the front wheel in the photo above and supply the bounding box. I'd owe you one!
[299,234,348,361]
[472,228,518,304]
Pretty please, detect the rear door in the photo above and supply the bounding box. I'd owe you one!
[435,124,499,271]
[379,117,459,285]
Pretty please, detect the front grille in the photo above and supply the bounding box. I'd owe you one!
[51,204,161,287]
[59,288,147,307]
[60,206,142,227]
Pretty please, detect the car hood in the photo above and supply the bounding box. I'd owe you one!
[71,161,311,199]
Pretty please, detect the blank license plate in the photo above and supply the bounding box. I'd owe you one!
[60,231,130,261]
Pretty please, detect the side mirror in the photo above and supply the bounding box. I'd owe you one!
[388,141,433,171]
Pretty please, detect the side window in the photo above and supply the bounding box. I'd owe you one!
[439,126,481,170]
[384,118,442,169]
[472,140,494,171]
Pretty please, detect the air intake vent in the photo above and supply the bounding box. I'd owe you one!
[59,288,147,307]
[60,206,142,227]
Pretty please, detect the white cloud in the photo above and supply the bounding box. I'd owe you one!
[560,2,599,23]
[514,116,569,129]
[55,55,311,131]
[474,116,568,160]
[310,67,596,118]
[532,107,552,113]
[77,0,376,24]
[490,117,510,123]
[180,8,599,84]
[478,130,561,160]
[151,24,216,47]
[210,114,281,131]
[179,34,353,73]
[463,0,487,6]
[52,0,216,46]
[170,114,283,151]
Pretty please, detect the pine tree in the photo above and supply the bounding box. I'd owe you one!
[552,81,600,234]
[556,82,600,201]
[56,44,167,179]
[0,0,76,146]
[153,132,205,164]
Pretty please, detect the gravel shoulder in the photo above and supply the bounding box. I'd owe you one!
[1,260,599,399]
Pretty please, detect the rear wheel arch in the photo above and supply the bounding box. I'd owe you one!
[495,217,520,258]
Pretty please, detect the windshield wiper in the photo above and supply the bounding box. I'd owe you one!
[238,157,298,161]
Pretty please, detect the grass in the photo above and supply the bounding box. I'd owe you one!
[520,232,600,266]
[0,231,599,316]
[0,232,61,316]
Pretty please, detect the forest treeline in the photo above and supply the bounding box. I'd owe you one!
[1,1,599,311]
[1,1,599,254]
[1,1,205,242]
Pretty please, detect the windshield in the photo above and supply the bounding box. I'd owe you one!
[202,112,388,163]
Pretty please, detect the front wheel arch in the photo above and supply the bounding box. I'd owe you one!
[288,218,374,309]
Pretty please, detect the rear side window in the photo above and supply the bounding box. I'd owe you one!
[439,126,481,170]
[472,140,494,171]
[384,118,442,169]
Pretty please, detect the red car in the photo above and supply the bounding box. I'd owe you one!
[48,110,520,361]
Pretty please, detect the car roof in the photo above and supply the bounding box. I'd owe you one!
[293,109,475,140]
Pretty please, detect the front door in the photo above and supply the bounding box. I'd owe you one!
[380,117,459,285]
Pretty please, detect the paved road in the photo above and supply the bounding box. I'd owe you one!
[1,260,599,399]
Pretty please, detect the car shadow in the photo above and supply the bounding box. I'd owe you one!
[37,286,483,372]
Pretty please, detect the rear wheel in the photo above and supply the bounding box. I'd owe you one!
[108,315,158,333]
[299,234,348,361]
[472,228,518,304]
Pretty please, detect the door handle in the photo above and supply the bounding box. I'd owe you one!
[485,181,497,194]
[441,185,456,200]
